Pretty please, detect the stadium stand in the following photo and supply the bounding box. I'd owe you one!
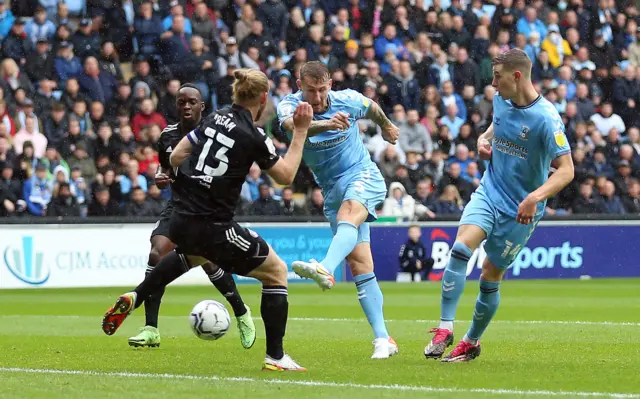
[0,0,639,220]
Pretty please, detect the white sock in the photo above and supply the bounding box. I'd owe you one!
[439,320,454,331]
[462,334,478,345]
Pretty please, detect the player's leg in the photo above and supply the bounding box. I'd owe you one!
[425,192,493,359]
[201,262,256,349]
[320,199,368,274]
[292,201,366,290]
[346,232,398,359]
[442,213,539,363]
[441,257,502,363]
[219,226,304,371]
[293,167,386,291]
[127,228,174,347]
[102,249,193,336]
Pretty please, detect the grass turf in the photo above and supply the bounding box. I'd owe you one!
[0,279,639,399]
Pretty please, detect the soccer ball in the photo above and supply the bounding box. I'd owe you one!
[189,300,231,340]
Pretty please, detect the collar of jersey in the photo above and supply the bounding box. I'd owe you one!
[509,94,542,109]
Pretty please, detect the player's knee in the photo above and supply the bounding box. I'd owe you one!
[148,249,163,267]
[337,200,368,225]
[347,254,373,277]
[455,225,486,250]
[201,262,218,275]
[261,259,288,286]
[480,258,505,282]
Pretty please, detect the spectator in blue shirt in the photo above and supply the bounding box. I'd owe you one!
[120,159,148,198]
[241,163,264,202]
[439,103,465,139]
[601,180,626,214]
[134,1,163,56]
[162,1,192,34]
[0,0,15,41]
[23,161,53,216]
[374,24,406,61]
[516,7,547,40]
[440,80,467,121]
[54,41,82,85]
[76,56,117,104]
[24,6,56,46]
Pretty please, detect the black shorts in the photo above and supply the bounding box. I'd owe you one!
[150,201,174,240]
[168,213,270,276]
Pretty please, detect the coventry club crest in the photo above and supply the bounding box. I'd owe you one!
[519,125,530,140]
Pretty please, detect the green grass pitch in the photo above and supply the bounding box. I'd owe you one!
[1,279,639,399]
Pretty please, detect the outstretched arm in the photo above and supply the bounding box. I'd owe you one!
[365,100,393,130]
[365,100,399,144]
[281,112,349,137]
[267,103,313,185]
[169,134,195,169]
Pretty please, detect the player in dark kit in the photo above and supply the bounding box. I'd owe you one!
[102,69,313,371]
[126,84,256,350]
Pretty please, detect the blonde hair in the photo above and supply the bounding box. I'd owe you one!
[0,58,19,78]
[232,69,269,106]
[440,184,463,207]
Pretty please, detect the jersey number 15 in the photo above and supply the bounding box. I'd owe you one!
[196,127,236,177]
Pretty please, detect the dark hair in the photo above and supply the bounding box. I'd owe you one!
[300,61,330,82]
[178,83,202,96]
[51,102,65,112]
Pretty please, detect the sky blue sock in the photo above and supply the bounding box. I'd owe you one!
[441,242,472,323]
[355,273,389,339]
[467,280,501,341]
[321,221,358,274]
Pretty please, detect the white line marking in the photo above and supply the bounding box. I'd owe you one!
[0,368,637,398]
[1,315,637,327]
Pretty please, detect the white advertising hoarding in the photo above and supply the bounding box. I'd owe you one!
[0,224,213,289]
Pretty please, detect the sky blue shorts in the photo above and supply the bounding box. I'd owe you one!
[322,166,386,243]
[460,189,541,269]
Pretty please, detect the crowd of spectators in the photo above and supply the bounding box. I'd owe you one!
[0,0,639,219]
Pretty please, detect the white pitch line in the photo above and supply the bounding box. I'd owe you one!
[1,315,638,327]
[0,367,638,398]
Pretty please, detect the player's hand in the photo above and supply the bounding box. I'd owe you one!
[478,138,492,160]
[155,173,172,189]
[293,102,313,131]
[516,195,537,225]
[382,123,400,145]
[329,112,350,131]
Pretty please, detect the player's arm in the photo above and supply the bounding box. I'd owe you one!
[477,123,494,160]
[267,103,313,185]
[517,153,574,224]
[169,132,197,169]
[364,100,399,144]
[528,153,575,203]
[281,113,349,137]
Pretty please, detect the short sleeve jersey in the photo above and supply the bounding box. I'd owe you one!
[172,105,280,218]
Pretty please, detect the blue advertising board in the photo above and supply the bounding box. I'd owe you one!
[360,222,640,282]
[236,222,640,283]
[236,225,341,283]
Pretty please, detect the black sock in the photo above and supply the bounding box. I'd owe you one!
[261,286,288,360]
[208,267,246,317]
[134,251,189,308]
[144,267,166,328]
